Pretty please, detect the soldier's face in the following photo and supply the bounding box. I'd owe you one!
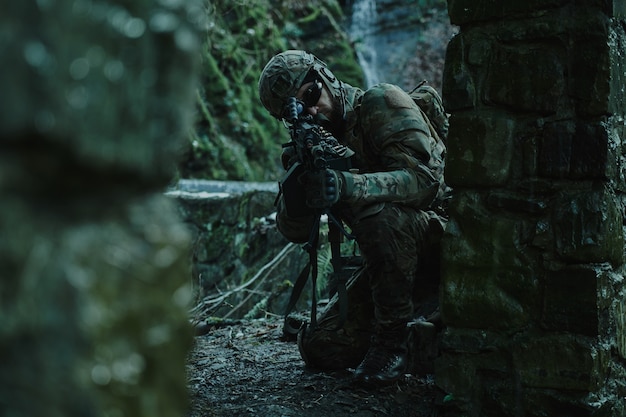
[296,81,334,122]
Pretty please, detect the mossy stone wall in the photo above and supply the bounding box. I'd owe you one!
[169,180,310,320]
[437,1,626,416]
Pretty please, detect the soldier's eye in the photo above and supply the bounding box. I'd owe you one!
[302,80,322,107]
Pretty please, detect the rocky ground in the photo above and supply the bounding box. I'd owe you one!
[185,316,447,417]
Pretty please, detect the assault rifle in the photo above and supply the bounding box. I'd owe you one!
[279,97,353,218]
[279,97,356,334]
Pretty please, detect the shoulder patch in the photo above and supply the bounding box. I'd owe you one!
[384,87,415,109]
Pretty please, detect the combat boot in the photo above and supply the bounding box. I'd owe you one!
[353,328,408,385]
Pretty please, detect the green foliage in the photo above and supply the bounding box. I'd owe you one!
[316,242,334,296]
[315,226,360,298]
[180,0,364,181]
[180,0,289,181]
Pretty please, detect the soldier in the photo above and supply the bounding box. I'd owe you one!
[258,50,448,385]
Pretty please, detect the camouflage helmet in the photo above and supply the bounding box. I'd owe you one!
[258,50,344,120]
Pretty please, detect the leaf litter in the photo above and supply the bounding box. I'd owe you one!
[186,315,442,417]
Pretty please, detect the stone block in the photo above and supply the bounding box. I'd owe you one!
[485,44,565,115]
[444,111,515,187]
[441,192,542,329]
[441,261,538,329]
[552,188,624,265]
[569,20,612,118]
[541,265,603,335]
[538,121,613,179]
[517,387,598,417]
[435,345,510,415]
[437,328,616,416]
[167,181,310,318]
[173,192,243,228]
[466,36,491,67]
[169,185,280,268]
[512,333,602,391]
[486,190,548,214]
[442,34,477,111]
[439,327,508,353]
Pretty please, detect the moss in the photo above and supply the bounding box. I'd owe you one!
[202,51,230,98]
[298,8,323,24]
[179,0,364,181]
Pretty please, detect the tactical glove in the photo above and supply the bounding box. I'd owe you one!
[280,146,297,170]
[304,169,343,209]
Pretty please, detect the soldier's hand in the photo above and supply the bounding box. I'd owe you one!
[280,146,297,170]
[304,169,343,209]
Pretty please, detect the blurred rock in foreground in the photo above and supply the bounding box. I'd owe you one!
[0,1,204,416]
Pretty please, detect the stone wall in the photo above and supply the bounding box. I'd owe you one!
[168,180,310,320]
[0,1,204,416]
[437,1,626,416]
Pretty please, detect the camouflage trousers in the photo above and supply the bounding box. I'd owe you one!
[298,203,445,370]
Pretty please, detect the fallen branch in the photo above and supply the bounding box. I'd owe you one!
[190,242,298,319]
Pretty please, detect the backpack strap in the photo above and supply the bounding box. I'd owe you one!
[408,81,449,142]
[327,219,348,330]
[282,215,320,337]
[282,211,354,338]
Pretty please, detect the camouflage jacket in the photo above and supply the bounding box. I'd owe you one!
[276,82,447,243]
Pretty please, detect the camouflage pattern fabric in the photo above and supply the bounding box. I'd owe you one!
[340,167,439,209]
[338,83,445,212]
[409,83,449,142]
[298,204,444,370]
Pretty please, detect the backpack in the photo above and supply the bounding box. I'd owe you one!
[408,82,449,142]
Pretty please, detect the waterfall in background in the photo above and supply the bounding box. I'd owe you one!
[349,0,379,88]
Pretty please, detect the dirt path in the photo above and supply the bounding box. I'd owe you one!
[186,317,442,417]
